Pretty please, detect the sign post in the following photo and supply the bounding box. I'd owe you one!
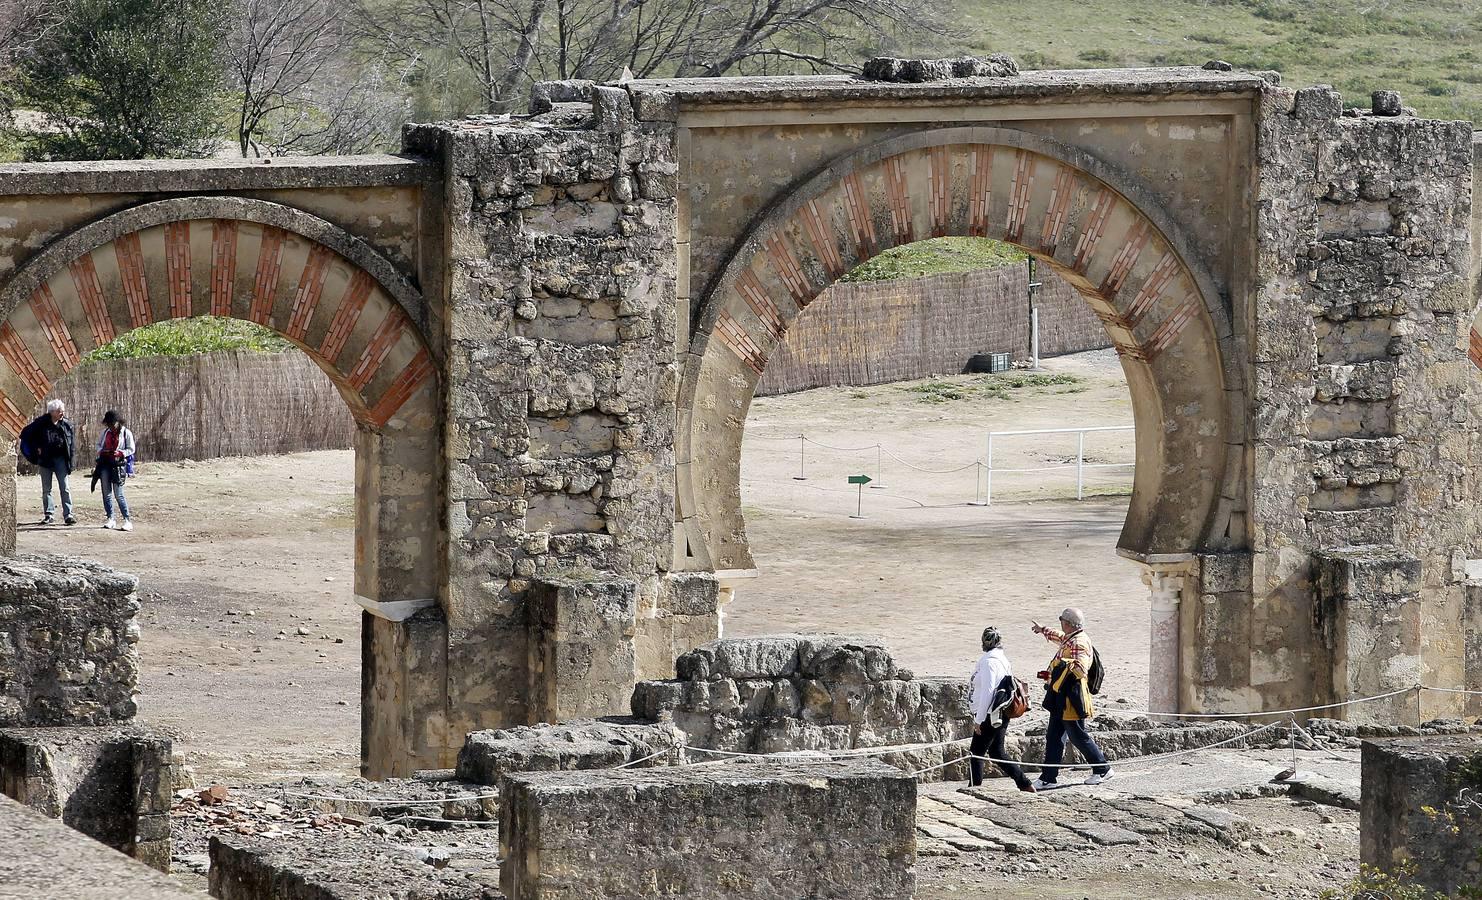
[847,474,871,519]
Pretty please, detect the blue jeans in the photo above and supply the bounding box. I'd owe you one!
[1040,711,1110,783]
[39,458,72,519]
[100,464,130,520]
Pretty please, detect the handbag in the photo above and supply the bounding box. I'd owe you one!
[1006,677,1030,720]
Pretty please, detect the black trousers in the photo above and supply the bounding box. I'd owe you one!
[968,719,1029,789]
[1040,710,1110,784]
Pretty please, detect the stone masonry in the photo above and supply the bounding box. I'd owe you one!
[0,555,139,727]
[1195,85,1482,719]
[632,634,974,778]
[403,93,718,746]
[1361,734,1482,894]
[0,66,1480,776]
[499,758,916,900]
[0,725,173,870]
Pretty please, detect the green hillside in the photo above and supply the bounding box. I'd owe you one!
[958,0,1482,123]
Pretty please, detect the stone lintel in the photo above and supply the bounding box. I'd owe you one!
[0,154,436,197]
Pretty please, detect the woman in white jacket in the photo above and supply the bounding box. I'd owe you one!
[967,626,1034,792]
[95,409,135,531]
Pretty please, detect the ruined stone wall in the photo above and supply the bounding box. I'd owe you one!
[632,635,974,778]
[1200,87,1480,717]
[404,89,717,739]
[0,555,139,727]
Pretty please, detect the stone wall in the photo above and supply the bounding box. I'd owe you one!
[1361,735,1482,894]
[632,634,974,779]
[499,758,916,900]
[0,555,139,727]
[1186,86,1481,717]
[0,794,199,900]
[756,263,1103,395]
[0,725,173,870]
[403,87,719,740]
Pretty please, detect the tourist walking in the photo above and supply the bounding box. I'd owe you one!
[1030,607,1112,789]
[92,410,135,531]
[19,399,76,525]
[967,626,1035,792]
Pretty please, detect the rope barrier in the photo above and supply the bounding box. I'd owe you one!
[1421,684,1482,697]
[802,436,880,453]
[907,719,1289,778]
[1102,685,1419,720]
[284,790,498,804]
[382,815,498,827]
[880,446,985,474]
[615,747,677,769]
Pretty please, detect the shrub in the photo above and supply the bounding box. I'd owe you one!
[82,317,293,364]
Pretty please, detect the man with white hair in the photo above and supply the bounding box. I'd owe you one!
[1029,606,1111,789]
[19,399,77,525]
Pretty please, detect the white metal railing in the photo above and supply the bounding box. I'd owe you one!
[979,425,1135,505]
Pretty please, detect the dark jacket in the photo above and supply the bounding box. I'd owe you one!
[20,414,75,473]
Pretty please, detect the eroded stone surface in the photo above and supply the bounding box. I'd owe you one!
[499,759,915,900]
[1361,735,1482,894]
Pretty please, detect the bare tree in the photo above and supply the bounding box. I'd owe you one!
[229,0,348,155]
[352,0,948,119]
[355,0,548,115]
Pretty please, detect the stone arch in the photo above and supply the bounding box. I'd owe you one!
[0,197,436,436]
[678,126,1245,572]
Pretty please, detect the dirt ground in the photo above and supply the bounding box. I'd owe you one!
[14,350,1145,780]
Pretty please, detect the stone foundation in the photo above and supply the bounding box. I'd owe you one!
[0,793,198,899]
[632,635,973,779]
[499,758,915,900]
[0,725,173,871]
[209,831,501,899]
[0,554,139,727]
[1361,734,1482,894]
[456,718,681,785]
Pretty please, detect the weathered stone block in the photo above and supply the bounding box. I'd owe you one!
[1361,736,1482,895]
[527,576,637,722]
[0,725,172,870]
[500,759,916,900]
[1,794,199,899]
[210,830,501,899]
[0,555,140,728]
[1315,547,1423,722]
[457,718,681,785]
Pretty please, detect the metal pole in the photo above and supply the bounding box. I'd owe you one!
[1030,307,1040,371]
[794,433,807,481]
[1076,430,1085,501]
[986,432,994,506]
[870,444,885,489]
[850,482,865,519]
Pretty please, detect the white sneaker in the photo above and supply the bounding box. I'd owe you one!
[1031,778,1053,791]
[104,517,116,530]
[1084,771,1114,786]
[121,518,133,532]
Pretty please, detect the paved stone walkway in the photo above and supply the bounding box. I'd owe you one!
[915,748,1360,857]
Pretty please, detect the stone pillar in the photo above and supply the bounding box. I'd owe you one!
[1361,735,1482,894]
[1314,546,1423,724]
[404,82,680,743]
[1141,563,1191,714]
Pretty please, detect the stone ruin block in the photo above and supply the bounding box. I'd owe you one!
[456,717,682,786]
[499,759,915,900]
[527,575,636,722]
[1361,735,1482,895]
[0,725,173,871]
[0,554,140,727]
[633,635,972,780]
[1314,546,1422,723]
[0,793,199,900]
[210,829,501,900]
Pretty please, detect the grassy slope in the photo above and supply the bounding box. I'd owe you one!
[955,0,1482,122]
[840,236,1028,282]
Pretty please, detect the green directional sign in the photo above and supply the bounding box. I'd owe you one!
[847,474,873,485]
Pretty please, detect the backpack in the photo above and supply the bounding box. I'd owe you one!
[1087,647,1105,696]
